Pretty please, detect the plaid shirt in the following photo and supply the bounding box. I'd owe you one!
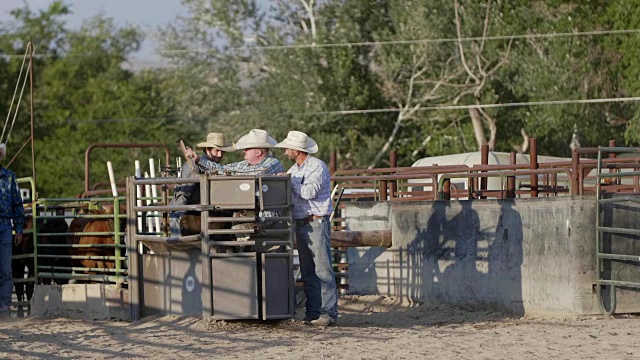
[197,155,284,175]
[287,155,333,219]
[0,166,24,233]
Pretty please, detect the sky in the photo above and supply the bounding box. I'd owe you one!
[0,0,187,67]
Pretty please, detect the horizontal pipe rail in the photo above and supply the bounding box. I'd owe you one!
[597,279,640,288]
[597,253,640,261]
[136,234,200,242]
[38,254,118,260]
[38,265,127,273]
[596,226,640,236]
[39,272,121,283]
[209,240,256,246]
[37,243,126,248]
[597,196,640,204]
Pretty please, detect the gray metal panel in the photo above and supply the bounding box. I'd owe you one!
[209,179,256,209]
[211,253,259,319]
[141,253,164,318]
[261,253,294,320]
[141,249,203,317]
[169,249,203,316]
[260,178,290,208]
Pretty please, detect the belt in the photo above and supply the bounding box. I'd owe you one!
[294,215,325,226]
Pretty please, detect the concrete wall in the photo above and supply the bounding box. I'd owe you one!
[346,197,640,317]
[32,284,129,320]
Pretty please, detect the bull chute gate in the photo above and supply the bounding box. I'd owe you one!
[126,173,295,321]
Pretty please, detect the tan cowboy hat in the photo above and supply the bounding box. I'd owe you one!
[235,129,278,150]
[0,143,5,160]
[275,131,318,154]
[196,132,235,152]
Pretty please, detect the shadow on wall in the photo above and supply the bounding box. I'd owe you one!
[405,199,525,316]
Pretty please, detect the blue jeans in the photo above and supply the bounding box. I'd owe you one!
[296,216,338,320]
[0,222,13,315]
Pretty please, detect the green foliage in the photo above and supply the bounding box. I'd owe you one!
[0,3,178,197]
[1,0,639,197]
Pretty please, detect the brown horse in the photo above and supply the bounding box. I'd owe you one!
[67,206,126,281]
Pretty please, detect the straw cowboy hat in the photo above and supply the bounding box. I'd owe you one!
[0,143,5,160]
[196,132,235,152]
[275,131,318,154]
[235,129,278,150]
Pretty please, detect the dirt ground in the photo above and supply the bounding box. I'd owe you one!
[1,295,639,359]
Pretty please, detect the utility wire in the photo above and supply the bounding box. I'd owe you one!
[302,96,640,116]
[165,28,640,52]
[59,96,640,123]
[1,28,640,59]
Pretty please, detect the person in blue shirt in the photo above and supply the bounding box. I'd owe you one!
[276,131,337,327]
[0,143,24,320]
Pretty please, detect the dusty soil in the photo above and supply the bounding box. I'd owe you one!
[1,295,639,359]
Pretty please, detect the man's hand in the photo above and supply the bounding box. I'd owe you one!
[183,146,198,160]
[276,172,287,176]
[13,233,23,246]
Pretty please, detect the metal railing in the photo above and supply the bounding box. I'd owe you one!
[33,197,128,284]
[594,147,640,315]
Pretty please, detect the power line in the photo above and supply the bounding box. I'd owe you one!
[2,28,640,59]
[302,96,640,116]
[58,96,640,123]
[166,28,640,53]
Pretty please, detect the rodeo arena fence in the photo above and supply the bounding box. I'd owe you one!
[9,138,640,318]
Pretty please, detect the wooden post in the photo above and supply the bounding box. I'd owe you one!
[609,139,617,188]
[571,149,579,196]
[480,144,489,199]
[530,138,538,197]
[389,150,397,198]
[507,152,516,198]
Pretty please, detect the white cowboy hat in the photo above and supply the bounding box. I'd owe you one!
[196,132,235,152]
[235,129,278,150]
[0,143,5,160]
[275,131,318,154]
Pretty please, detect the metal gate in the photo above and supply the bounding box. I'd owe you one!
[595,146,640,315]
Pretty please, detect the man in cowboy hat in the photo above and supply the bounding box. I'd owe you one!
[181,129,284,236]
[170,133,235,236]
[275,131,338,327]
[184,128,284,175]
[0,143,24,320]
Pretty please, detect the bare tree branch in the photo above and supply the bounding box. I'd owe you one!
[299,0,316,44]
[469,107,488,147]
[454,0,480,84]
[512,127,529,154]
[479,0,492,53]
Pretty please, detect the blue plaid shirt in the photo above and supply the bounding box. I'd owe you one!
[287,156,333,219]
[197,155,284,175]
[0,166,24,233]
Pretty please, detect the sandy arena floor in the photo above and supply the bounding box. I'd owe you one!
[1,295,639,359]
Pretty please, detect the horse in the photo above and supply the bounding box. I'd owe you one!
[67,205,126,282]
[38,216,72,286]
[12,216,34,318]
[11,215,69,317]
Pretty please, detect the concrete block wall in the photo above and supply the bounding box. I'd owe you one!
[346,197,640,317]
[32,284,130,320]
